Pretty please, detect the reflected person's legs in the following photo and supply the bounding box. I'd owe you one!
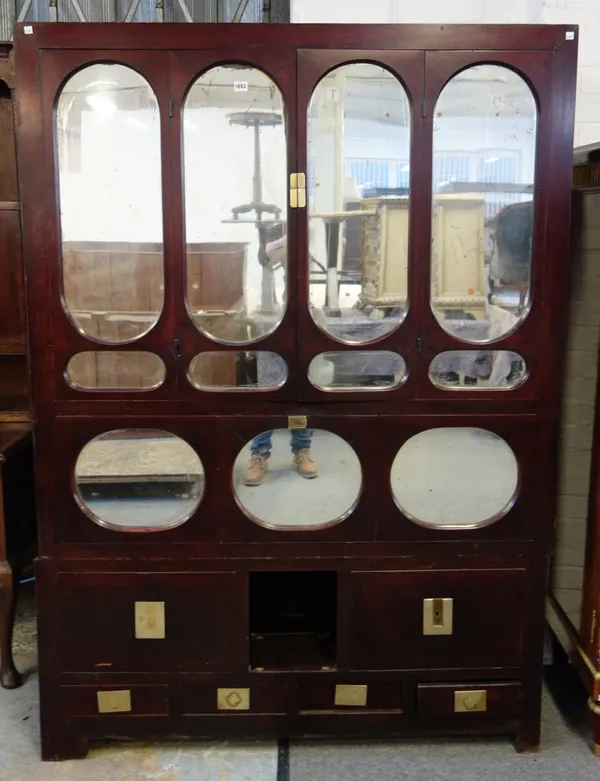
[291,429,318,479]
[244,431,273,486]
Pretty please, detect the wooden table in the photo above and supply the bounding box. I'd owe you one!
[0,424,34,688]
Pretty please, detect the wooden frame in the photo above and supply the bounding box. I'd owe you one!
[13,22,577,760]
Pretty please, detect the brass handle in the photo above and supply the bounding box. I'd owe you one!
[290,173,306,209]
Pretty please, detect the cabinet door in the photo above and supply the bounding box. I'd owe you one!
[296,49,423,402]
[348,569,526,670]
[170,49,298,403]
[56,572,245,672]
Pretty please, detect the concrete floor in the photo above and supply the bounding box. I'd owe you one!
[2,584,600,780]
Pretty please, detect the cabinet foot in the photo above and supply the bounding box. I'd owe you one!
[42,735,89,762]
[514,724,541,753]
[0,561,21,689]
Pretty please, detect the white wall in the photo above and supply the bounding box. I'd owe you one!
[293,0,598,148]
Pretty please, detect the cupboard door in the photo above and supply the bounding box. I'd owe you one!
[56,572,245,672]
[296,49,424,402]
[170,49,298,401]
[348,569,525,670]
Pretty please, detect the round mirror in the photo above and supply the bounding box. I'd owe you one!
[57,64,164,343]
[307,63,411,343]
[391,427,518,528]
[233,429,362,530]
[75,430,204,531]
[188,351,287,391]
[183,65,288,345]
[429,351,526,390]
[308,351,406,391]
[66,351,166,391]
[431,65,537,343]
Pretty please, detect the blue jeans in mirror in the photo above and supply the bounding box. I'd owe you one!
[244,429,318,485]
[250,429,312,458]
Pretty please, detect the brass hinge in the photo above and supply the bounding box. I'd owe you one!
[290,172,306,209]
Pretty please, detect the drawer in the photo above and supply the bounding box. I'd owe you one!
[298,682,403,713]
[63,685,169,716]
[175,683,287,715]
[56,572,244,672]
[418,682,522,719]
[349,569,526,670]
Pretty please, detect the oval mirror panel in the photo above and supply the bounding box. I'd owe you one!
[308,351,406,391]
[233,429,362,530]
[307,63,411,344]
[391,427,519,528]
[183,65,288,345]
[66,351,166,391]
[431,65,537,343]
[188,351,288,391]
[57,64,164,343]
[429,351,526,389]
[75,430,204,531]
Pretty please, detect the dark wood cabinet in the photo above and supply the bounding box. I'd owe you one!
[14,22,577,759]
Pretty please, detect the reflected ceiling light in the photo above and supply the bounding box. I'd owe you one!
[485,156,500,164]
[85,92,117,117]
[400,164,410,172]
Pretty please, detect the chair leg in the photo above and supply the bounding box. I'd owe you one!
[0,560,22,689]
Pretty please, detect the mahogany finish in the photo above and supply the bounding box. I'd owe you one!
[13,22,578,760]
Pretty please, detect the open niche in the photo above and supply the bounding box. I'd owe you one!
[249,571,337,671]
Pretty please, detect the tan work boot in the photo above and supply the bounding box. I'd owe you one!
[293,449,318,479]
[244,454,268,486]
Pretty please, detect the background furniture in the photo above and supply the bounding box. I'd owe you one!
[14,23,577,760]
[359,196,409,309]
[0,42,34,690]
[547,142,600,754]
[0,425,35,688]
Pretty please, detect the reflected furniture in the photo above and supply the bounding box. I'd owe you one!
[0,42,34,690]
[431,194,486,320]
[0,424,35,688]
[547,142,600,754]
[14,23,577,760]
[359,197,409,310]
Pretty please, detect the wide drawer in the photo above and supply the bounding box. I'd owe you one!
[418,682,522,719]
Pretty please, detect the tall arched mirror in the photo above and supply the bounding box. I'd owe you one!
[183,65,288,345]
[431,65,537,343]
[307,63,411,343]
[56,64,164,343]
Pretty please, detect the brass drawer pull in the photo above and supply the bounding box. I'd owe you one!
[217,688,250,711]
[454,690,487,713]
[97,690,132,714]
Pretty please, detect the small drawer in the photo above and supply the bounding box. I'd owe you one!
[175,683,287,715]
[298,682,403,713]
[418,682,522,719]
[62,685,169,716]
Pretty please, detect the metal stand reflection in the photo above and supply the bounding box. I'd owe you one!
[226,110,284,314]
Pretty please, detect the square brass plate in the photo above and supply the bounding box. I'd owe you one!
[97,690,132,714]
[135,601,166,639]
[288,415,308,429]
[217,688,250,711]
[335,684,368,707]
[454,690,487,713]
